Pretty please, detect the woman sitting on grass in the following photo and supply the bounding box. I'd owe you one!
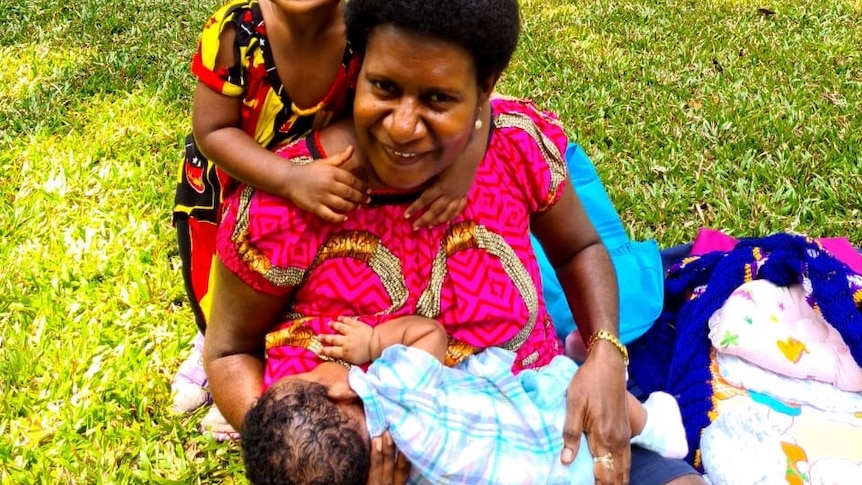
[203,0,705,483]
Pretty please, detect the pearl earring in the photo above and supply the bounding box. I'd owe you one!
[474,118,483,130]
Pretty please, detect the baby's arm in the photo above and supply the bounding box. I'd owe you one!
[319,316,448,365]
[191,27,367,223]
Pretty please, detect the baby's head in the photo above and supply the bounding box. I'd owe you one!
[242,371,370,485]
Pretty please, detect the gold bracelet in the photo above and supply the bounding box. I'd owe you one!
[587,330,629,366]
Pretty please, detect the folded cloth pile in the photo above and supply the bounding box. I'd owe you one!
[628,233,862,467]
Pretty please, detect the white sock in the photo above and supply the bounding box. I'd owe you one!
[630,391,689,459]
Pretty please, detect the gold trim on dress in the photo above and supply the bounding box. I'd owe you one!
[445,337,479,367]
[520,350,540,367]
[310,231,409,315]
[417,221,539,352]
[232,186,306,287]
[493,112,567,210]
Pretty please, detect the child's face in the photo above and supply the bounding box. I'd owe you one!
[272,363,368,439]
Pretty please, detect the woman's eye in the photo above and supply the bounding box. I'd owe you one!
[371,80,394,93]
[427,93,453,104]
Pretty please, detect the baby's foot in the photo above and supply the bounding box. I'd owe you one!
[632,391,688,459]
[171,332,211,413]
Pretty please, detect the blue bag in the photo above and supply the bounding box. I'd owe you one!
[532,143,664,344]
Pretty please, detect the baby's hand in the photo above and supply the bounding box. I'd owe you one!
[404,185,468,229]
[319,316,374,365]
[287,146,369,223]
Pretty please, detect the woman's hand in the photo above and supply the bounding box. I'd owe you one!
[283,146,370,223]
[562,343,631,485]
[366,431,410,485]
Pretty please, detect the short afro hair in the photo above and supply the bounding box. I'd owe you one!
[241,380,370,485]
[344,0,521,83]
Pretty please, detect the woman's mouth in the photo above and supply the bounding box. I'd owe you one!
[383,146,423,165]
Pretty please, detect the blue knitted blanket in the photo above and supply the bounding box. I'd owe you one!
[628,233,862,465]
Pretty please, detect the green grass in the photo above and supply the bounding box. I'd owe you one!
[508,0,861,244]
[0,0,859,482]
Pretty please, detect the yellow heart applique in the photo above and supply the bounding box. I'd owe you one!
[776,337,808,363]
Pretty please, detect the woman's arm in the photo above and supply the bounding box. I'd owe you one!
[202,259,288,432]
[531,181,631,485]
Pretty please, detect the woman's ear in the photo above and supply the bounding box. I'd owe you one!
[478,74,499,102]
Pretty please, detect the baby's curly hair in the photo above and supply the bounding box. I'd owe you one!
[242,380,370,485]
[344,0,521,83]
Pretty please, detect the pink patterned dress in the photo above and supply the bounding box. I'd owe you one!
[216,97,570,388]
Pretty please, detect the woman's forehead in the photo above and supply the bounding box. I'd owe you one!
[363,24,475,78]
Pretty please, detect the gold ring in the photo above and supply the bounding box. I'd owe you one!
[594,452,614,471]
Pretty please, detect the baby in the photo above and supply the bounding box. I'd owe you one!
[241,316,688,485]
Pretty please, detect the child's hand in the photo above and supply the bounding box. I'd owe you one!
[403,185,468,229]
[319,316,374,365]
[404,125,484,229]
[286,146,369,223]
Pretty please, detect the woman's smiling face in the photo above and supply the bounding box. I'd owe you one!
[353,25,489,190]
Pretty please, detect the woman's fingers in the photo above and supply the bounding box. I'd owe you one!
[366,432,399,485]
[589,445,630,485]
[366,436,384,485]
[561,380,586,464]
[393,447,411,485]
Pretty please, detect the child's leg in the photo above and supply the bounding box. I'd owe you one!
[629,391,688,459]
[170,215,217,413]
[171,331,210,412]
[171,138,227,414]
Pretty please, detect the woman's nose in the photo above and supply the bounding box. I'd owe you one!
[384,99,426,144]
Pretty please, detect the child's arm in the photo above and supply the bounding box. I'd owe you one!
[191,28,368,223]
[319,316,448,365]
[403,104,491,229]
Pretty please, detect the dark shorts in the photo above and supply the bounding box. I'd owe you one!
[630,446,700,485]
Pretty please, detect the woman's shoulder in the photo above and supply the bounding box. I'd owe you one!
[485,95,569,212]
[488,95,568,162]
[217,137,323,295]
[490,95,566,131]
[273,134,317,162]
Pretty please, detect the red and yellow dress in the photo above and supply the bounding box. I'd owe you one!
[215,97,570,385]
[172,0,360,330]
